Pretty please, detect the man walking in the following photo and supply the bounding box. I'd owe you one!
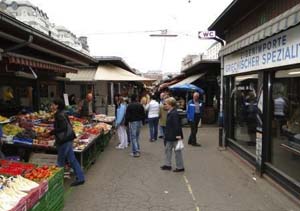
[125,94,146,157]
[187,92,204,147]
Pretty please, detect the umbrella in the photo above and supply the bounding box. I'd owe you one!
[169,83,204,94]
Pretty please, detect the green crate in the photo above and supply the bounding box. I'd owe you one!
[48,168,64,190]
[47,200,64,211]
[29,194,47,211]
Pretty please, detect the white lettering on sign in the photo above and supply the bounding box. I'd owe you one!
[198,31,216,39]
[224,25,300,75]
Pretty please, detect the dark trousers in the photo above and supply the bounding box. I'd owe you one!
[188,114,201,144]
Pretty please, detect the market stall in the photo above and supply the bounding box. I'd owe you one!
[0,113,114,170]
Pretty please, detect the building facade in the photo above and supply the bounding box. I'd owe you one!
[0,0,89,54]
[209,0,300,198]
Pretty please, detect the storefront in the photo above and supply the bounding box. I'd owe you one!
[209,2,300,197]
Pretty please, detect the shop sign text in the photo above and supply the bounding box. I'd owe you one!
[224,25,300,75]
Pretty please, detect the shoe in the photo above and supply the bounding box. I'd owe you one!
[134,152,140,157]
[70,180,85,187]
[191,143,201,147]
[158,136,163,139]
[115,145,124,149]
[160,165,172,170]
[173,168,185,172]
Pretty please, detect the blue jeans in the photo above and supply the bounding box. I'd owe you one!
[129,121,142,154]
[57,141,85,182]
[148,117,159,140]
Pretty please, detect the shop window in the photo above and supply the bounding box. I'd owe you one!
[271,69,300,182]
[232,74,258,155]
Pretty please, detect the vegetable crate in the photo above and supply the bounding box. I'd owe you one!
[48,167,64,190]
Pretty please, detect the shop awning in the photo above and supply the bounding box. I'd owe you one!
[170,73,205,88]
[5,53,78,73]
[66,69,96,82]
[94,65,154,81]
[67,65,154,82]
[220,4,300,56]
[159,79,181,90]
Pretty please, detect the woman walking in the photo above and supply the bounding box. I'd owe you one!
[160,97,185,172]
[115,97,128,149]
[50,99,85,186]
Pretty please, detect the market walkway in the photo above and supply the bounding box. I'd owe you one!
[64,125,299,211]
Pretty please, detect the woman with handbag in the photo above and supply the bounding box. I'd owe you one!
[50,99,85,186]
[160,97,185,172]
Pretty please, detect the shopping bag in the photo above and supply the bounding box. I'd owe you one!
[175,140,184,151]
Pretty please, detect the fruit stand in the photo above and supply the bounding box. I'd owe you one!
[0,159,64,211]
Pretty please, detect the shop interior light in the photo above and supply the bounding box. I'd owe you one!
[288,71,300,75]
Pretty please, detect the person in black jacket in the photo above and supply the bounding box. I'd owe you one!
[50,99,85,186]
[125,94,146,157]
[161,97,185,172]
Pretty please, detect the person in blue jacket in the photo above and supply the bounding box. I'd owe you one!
[115,97,128,149]
[187,92,204,147]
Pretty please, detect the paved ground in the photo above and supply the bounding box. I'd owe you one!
[64,125,299,211]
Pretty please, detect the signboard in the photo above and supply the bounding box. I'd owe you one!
[198,31,216,39]
[63,93,69,106]
[224,24,300,75]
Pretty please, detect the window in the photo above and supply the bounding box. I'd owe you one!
[232,74,258,155]
[271,69,300,182]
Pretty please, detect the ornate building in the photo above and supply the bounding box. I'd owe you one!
[0,0,89,54]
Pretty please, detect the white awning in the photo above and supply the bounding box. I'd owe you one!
[66,69,96,82]
[220,4,300,56]
[170,73,205,88]
[67,65,154,82]
[94,64,154,81]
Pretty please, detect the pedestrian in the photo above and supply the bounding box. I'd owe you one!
[50,98,85,186]
[159,93,169,144]
[115,96,128,149]
[79,93,95,120]
[0,125,5,159]
[161,97,184,172]
[145,95,160,142]
[125,94,146,157]
[187,92,204,147]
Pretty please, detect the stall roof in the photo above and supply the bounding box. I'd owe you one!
[182,60,220,75]
[94,56,133,72]
[170,73,205,88]
[67,64,154,82]
[5,53,78,73]
[95,65,154,81]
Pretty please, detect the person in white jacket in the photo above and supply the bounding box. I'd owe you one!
[145,95,160,142]
[115,97,128,149]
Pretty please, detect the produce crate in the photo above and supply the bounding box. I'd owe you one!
[45,182,64,211]
[29,194,47,211]
[9,197,27,211]
[47,168,64,190]
[29,153,57,166]
[26,187,40,210]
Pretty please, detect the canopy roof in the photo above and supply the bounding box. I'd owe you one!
[67,64,154,82]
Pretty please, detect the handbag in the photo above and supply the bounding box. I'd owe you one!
[175,140,184,151]
[56,114,76,144]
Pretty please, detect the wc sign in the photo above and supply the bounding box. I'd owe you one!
[198,31,216,39]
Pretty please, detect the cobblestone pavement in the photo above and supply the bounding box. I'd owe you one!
[64,125,299,211]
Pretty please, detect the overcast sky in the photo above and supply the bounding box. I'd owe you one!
[30,0,232,73]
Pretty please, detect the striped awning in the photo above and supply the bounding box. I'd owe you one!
[220,4,300,56]
[5,53,78,73]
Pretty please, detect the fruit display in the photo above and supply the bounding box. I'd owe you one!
[14,129,37,140]
[93,114,115,123]
[0,160,35,176]
[69,115,89,124]
[0,115,9,123]
[24,165,58,182]
[2,124,23,136]
[71,120,84,135]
